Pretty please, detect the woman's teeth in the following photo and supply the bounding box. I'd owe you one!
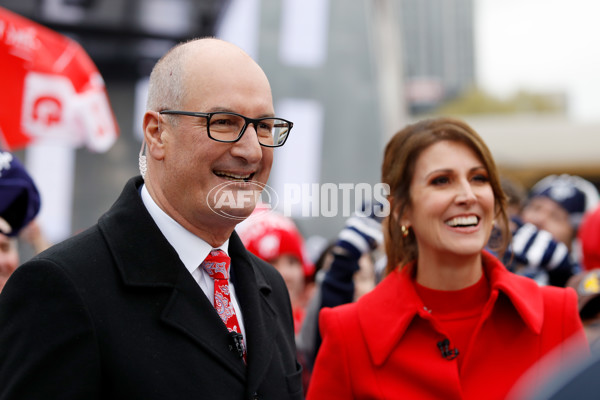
[446,216,478,227]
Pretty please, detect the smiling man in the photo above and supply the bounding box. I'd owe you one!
[0,38,302,400]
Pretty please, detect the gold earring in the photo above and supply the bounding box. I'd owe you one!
[401,225,409,237]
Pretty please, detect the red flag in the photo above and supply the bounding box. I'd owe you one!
[0,7,119,152]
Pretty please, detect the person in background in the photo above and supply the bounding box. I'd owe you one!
[566,269,600,350]
[524,174,599,252]
[297,203,384,393]
[507,174,599,286]
[0,233,19,293]
[237,206,315,335]
[0,38,302,399]
[577,202,600,272]
[521,218,600,400]
[498,174,576,287]
[0,150,41,292]
[562,204,600,350]
[307,117,589,400]
[319,202,384,311]
[237,206,317,394]
[18,218,52,255]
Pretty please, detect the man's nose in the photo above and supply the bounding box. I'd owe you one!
[231,124,263,163]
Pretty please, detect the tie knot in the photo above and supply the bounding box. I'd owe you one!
[201,249,231,280]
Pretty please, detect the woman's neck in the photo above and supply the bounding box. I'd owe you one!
[415,251,483,290]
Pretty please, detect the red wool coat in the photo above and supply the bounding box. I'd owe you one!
[307,251,589,400]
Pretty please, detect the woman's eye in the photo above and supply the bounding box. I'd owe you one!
[472,174,489,183]
[431,176,449,185]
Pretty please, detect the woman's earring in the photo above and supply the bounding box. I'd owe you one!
[401,225,409,237]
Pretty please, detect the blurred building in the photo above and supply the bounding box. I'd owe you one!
[401,0,475,113]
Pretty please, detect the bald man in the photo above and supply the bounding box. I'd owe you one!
[0,38,302,400]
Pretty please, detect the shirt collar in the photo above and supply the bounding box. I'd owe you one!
[140,184,229,275]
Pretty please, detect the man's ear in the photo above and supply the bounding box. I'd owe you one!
[143,111,165,160]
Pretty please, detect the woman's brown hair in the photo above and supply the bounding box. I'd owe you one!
[381,117,510,275]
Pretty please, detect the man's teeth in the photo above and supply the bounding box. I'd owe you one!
[446,216,478,227]
[216,172,251,181]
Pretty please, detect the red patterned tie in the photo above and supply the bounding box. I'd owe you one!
[201,249,246,362]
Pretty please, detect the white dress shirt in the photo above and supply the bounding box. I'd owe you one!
[140,184,247,344]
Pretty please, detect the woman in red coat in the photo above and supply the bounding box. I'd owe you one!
[307,117,589,400]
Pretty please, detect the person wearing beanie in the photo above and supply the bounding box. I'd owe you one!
[506,174,600,287]
[524,174,599,249]
[0,150,40,238]
[0,150,41,292]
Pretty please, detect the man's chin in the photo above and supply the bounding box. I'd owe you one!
[211,204,257,222]
[206,182,265,221]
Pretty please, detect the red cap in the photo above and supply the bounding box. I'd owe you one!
[237,206,314,278]
[578,205,600,271]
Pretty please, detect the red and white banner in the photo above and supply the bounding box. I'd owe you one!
[0,6,118,152]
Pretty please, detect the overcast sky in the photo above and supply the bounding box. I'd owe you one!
[474,0,600,122]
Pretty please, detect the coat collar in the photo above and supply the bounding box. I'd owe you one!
[98,177,183,288]
[358,250,544,366]
[97,177,278,388]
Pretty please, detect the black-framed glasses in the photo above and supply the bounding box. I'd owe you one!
[159,110,293,148]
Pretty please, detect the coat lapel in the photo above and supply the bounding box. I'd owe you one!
[358,268,423,366]
[160,270,246,379]
[483,251,544,334]
[228,232,278,394]
[97,177,246,378]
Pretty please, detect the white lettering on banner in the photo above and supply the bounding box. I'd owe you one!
[6,25,40,54]
[20,72,118,151]
[78,86,119,152]
[22,72,73,144]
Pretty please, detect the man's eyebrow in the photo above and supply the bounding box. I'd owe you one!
[206,107,276,118]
